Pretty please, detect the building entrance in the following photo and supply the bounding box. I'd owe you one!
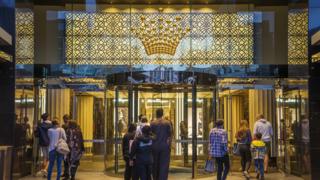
[105,71,217,178]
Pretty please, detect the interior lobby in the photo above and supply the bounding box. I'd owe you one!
[1,0,320,179]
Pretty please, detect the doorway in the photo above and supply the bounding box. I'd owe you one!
[105,71,217,178]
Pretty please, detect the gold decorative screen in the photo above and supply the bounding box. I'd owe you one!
[16,9,34,64]
[65,12,254,65]
[288,10,308,64]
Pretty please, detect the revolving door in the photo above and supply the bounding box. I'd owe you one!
[104,71,217,178]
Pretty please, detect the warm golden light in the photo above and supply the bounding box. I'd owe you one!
[131,15,190,56]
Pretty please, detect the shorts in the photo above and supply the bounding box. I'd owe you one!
[40,146,49,160]
[301,142,310,155]
[264,141,271,155]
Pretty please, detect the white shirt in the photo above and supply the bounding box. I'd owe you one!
[48,127,67,152]
[253,119,273,142]
[135,122,150,138]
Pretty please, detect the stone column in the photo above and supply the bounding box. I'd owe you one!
[47,89,71,123]
[76,95,94,153]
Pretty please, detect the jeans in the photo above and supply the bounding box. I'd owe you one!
[135,164,152,180]
[215,154,230,180]
[239,144,251,171]
[47,150,64,180]
[254,159,264,178]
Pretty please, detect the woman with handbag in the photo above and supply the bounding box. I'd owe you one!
[47,120,67,180]
[64,121,85,180]
[235,120,252,179]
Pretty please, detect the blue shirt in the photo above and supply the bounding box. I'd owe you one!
[209,127,228,157]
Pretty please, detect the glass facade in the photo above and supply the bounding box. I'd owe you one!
[0,0,317,179]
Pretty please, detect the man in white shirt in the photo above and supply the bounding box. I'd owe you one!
[253,114,273,172]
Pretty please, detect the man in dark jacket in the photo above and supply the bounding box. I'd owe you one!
[151,108,172,180]
[35,113,52,176]
[130,125,153,180]
[122,123,137,180]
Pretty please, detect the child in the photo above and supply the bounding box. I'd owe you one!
[122,123,137,180]
[251,132,266,180]
[130,125,153,180]
[135,116,149,138]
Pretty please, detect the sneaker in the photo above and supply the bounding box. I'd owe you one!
[243,171,250,179]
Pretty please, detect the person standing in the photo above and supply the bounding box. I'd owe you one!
[209,119,229,180]
[35,113,52,177]
[122,123,137,180]
[235,120,252,178]
[301,114,310,173]
[151,108,172,180]
[251,133,266,180]
[136,116,149,138]
[253,114,273,172]
[180,120,188,166]
[130,125,153,180]
[61,114,71,179]
[64,120,85,180]
[47,120,67,180]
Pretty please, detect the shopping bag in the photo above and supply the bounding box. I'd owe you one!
[204,158,215,173]
[233,143,240,156]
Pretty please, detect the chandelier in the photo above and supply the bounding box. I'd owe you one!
[132,15,190,56]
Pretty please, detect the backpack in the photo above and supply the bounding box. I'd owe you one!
[37,124,50,146]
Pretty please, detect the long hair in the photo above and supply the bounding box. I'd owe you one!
[237,120,249,139]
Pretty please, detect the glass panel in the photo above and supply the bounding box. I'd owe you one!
[195,86,215,177]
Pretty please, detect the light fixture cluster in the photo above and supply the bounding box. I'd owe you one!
[131,15,190,56]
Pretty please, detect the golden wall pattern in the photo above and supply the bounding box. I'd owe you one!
[65,12,254,65]
[15,9,308,65]
[16,9,34,64]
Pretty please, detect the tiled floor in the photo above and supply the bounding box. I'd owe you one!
[19,171,304,180]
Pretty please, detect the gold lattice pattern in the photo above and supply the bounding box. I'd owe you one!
[288,10,308,64]
[16,9,34,64]
[65,12,254,65]
[131,15,191,56]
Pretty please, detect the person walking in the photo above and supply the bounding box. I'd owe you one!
[130,125,153,180]
[150,108,172,180]
[235,120,252,178]
[251,133,266,180]
[122,123,137,180]
[63,120,84,180]
[253,114,273,172]
[35,113,52,177]
[209,119,229,180]
[47,120,67,180]
[61,114,71,179]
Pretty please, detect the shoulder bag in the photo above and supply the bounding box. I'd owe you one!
[56,128,70,155]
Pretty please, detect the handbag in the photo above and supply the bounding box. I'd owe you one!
[204,158,215,173]
[233,143,241,156]
[56,128,70,155]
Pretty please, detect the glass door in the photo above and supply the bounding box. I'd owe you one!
[277,89,309,176]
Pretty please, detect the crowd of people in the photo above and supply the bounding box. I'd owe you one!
[30,109,309,180]
[123,111,274,180]
[35,113,85,180]
[122,108,172,180]
[209,114,273,180]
